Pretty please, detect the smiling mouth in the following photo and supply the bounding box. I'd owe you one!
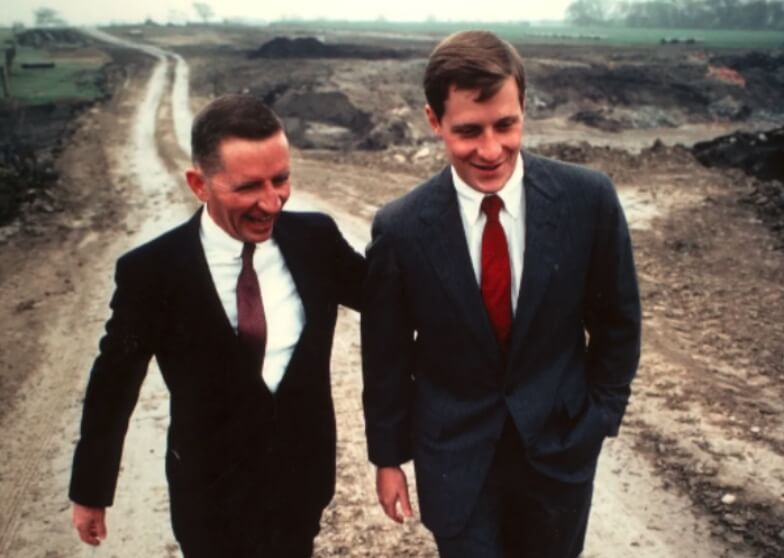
[471,161,504,171]
[245,214,274,224]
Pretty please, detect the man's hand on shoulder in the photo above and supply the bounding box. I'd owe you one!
[72,503,107,546]
[376,466,413,523]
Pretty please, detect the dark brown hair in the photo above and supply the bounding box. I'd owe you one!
[424,30,526,121]
[191,94,283,174]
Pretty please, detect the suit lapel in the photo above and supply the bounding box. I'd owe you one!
[417,168,504,370]
[169,209,239,347]
[272,212,319,324]
[507,152,562,361]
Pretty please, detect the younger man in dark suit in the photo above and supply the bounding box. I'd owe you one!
[362,31,641,557]
[70,95,365,557]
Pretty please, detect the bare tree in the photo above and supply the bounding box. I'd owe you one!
[566,0,609,24]
[192,2,214,23]
[33,7,66,27]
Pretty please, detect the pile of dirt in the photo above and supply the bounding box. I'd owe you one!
[268,89,372,149]
[693,127,784,239]
[692,127,784,182]
[248,36,411,60]
[244,79,410,150]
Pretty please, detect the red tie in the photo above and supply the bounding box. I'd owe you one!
[237,242,266,365]
[481,195,512,350]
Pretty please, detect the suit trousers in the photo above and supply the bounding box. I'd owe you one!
[177,506,322,558]
[434,418,595,558]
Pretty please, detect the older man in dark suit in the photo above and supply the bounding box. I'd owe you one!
[69,95,365,557]
[362,31,641,557]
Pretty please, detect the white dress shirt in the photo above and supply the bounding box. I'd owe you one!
[452,154,525,314]
[199,208,305,393]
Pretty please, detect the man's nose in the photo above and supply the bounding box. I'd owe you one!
[476,130,502,161]
[256,188,283,213]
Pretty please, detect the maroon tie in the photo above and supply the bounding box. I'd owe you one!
[237,242,266,365]
[481,195,512,350]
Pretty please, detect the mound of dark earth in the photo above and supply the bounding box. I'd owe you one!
[271,89,373,149]
[693,127,784,182]
[248,36,411,60]
[693,127,784,238]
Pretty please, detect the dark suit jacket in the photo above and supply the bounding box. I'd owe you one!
[70,209,365,548]
[362,151,641,537]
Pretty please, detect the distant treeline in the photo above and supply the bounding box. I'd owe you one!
[567,0,784,30]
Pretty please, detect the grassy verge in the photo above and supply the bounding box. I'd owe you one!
[7,61,104,103]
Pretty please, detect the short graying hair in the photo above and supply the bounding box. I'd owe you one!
[191,94,283,174]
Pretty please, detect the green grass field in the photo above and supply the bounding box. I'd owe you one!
[272,20,784,49]
[1,26,105,104]
[7,62,104,103]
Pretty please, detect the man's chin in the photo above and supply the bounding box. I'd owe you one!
[240,224,274,243]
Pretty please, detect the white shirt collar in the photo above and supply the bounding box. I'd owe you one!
[451,153,524,224]
[200,205,245,259]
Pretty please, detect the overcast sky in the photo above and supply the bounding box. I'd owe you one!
[3,1,571,26]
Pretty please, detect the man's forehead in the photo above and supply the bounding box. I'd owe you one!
[218,132,288,150]
[443,91,523,122]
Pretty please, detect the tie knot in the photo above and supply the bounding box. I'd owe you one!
[481,195,504,221]
[241,242,256,265]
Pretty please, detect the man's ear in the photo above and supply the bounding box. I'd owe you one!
[185,168,209,203]
[424,104,442,136]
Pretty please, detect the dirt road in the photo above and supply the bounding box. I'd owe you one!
[0,31,781,557]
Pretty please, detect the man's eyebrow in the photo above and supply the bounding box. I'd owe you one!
[234,179,262,190]
[451,123,481,133]
[496,115,521,125]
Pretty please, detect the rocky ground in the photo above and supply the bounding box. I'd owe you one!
[0,24,782,557]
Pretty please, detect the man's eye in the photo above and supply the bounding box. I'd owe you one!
[496,119,517,131]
